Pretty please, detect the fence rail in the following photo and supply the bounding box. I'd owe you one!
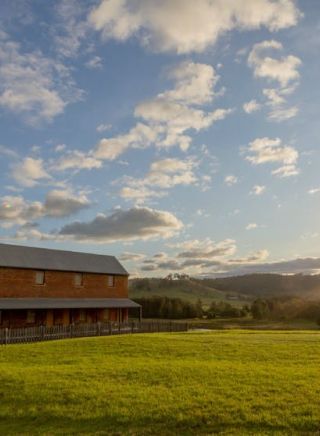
[0,320,188,345]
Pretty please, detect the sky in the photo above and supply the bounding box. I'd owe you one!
[0,0,320,278]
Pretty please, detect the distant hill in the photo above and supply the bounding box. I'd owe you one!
[129,274,320,304]
[129,277,250,306]
[205,274,320,299]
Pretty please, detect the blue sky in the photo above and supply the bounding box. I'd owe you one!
[0,0,320,277]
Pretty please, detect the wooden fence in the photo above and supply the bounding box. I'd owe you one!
[0,320,189,345]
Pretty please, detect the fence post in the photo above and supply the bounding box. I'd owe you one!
[96,322,101,337]
[131,321,134,334]
[5,327,9,345]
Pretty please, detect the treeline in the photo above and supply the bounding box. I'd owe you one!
[251,297,320,322]
[134,296,248,319]
[134,297,203,319]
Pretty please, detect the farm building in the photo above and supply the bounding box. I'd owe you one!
[0,243,140,328]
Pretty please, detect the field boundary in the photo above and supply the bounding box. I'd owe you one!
[0,320,188,345]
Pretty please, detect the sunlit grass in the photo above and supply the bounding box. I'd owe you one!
[1,331,320,435]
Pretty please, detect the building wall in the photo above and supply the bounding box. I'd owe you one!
[0,267,128,298]
[0,308,129,328]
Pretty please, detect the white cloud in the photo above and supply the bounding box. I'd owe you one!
[159,62,219,105]
[248,40,301,87]
[96,123,112,133]
[248,40,301,122]
[94,61,232,160]
[245,137,299,177]
[89,0,301,54]
[224,175,238,186]
[0,190,90,227]
[43,190,91,217]
[53,0,90,58]
[95,122,160,160]
[268,105,298,121]
[58,207,183,242]
[246,223,258,230]
[250,185,266,195]
[176,238,237,259]
[85,56,103,69]
[243,99,261,114]
[0,32,82,124]
[0,196,42,227]
[119,157,198,204]
[12,158,51,187]
[55,151,102,171]
[271,164,299,178]
[308,188,320,195]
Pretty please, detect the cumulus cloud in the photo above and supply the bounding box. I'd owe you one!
[248,40,301,122]
[12,158,51,187]
[94,61,232,160]
[89,0,300,54]
[176,238,237,259]
[54,150,102,171]
[0,190,90,227]
[250,185,266,196]
[245,137,299,177]
[43,190,91,217]
[243,99,261,114]
[58,207,183,242]
[0,31,82,124]
[224,175,238,186]
[119,157,198,203]
[137,243,270,275]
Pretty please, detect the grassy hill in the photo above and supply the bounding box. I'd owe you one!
[130,274,320,304]
[1,331,320,434]
[129,277,250,306]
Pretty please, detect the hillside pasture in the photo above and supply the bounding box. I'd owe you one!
[1,331,320,435]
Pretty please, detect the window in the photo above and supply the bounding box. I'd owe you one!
[26,310,36,324]
[74,273,83,287]
[79,309,86,322]
[35,271,45,285]
[107,275,115,287]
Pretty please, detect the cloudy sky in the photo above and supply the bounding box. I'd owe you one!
[0,0,320,277]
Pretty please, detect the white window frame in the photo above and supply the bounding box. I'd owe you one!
[74,273,83,287]
[107,275,115,287]
[35,271,45,285]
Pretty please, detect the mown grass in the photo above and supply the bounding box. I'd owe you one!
[1,331,320,435]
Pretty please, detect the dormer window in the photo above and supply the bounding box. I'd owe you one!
[35,271,45,285]
[74,273,83,287]
[108,275,115,287]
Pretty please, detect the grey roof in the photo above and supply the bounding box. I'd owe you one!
[0,298,140,310]
[0,243,128,275]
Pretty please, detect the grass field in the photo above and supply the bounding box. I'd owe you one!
[1,331,320,435]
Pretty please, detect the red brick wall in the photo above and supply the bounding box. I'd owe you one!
[0,267,128,298]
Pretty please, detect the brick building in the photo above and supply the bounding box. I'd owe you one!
[0,243,141,327]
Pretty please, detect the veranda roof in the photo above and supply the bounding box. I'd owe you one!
[0,298,140,310]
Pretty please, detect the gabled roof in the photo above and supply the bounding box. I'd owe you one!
[0,243,128,276]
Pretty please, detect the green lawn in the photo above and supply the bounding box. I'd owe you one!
[1,331,320,435]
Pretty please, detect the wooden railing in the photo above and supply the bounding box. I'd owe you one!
[0,320,189,345]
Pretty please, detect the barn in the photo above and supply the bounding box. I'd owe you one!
[0,243,141,328]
